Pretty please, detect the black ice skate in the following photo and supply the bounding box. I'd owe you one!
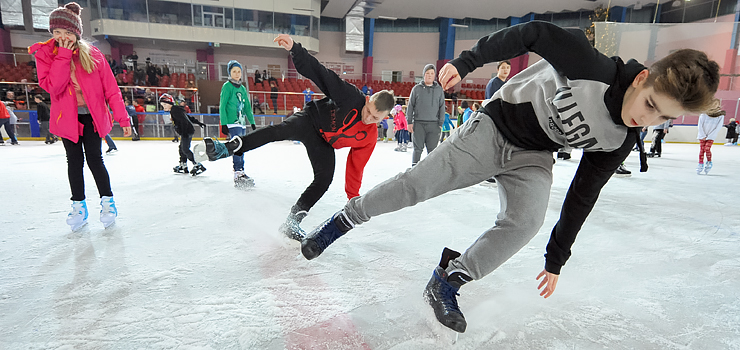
[301,210,355,260]
[423,247,471,333]
[173,162,189,174]
[234,170,255,189]
[190,163,206,176]
[193,136,242,163]
[279,209,308,241]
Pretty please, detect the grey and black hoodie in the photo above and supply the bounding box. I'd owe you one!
[449,20,648,275]
[406,66,445,126]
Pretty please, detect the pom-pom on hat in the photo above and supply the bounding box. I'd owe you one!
[49,2,83,37]
[159,93,175,105]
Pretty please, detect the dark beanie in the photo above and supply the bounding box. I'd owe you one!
[423,64,436,74]
[228,60,242,73]
[49,2,83,37]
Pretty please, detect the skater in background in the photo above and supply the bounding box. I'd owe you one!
[34,94,55,144]
[161,93,206,176]
[104,133,117,153]
[30,2,132,230]
[1,92,19,145]
[407,63,445,167]
[196,34,395,242]
[696,111,725,174]
[724,118,738,146]
[219,60,257,188]
[647,119,672,157]
[393,105,409,152]
[440,106,455,142]
[300,22,721,333]
[378,115,389,142]
[0,99,17,145]
[270,81,279,114]
[124,98,140,141]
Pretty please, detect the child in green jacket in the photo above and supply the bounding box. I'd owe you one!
[220,60,256,188]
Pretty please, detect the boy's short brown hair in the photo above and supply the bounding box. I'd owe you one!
[647,49,720,115]
[34,94,43,101]
[370,90,395,113]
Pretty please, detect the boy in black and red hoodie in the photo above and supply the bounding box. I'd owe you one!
[196,34,395,240]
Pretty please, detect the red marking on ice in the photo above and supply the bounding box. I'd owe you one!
[259,249,371,349]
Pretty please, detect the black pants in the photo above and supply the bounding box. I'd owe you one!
[650,129,666,155]
[39,120,54,142]
[62,114,113,201]
[271,96,278,113]
[179,132,195,164]
[237,113,335,212]
[130,115,139,137]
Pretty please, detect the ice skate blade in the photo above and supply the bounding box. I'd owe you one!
[612,173,632,178]
[69,220,88,232]
[102,220,116,229]
[192,141,209,163]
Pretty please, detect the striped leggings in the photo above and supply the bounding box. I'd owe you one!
[699,139,714,163]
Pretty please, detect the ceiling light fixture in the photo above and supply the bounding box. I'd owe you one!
[378,16,397,20]
[450,23,468,28]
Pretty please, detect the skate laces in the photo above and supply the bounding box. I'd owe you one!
[312,216,345,250]
[433,270,463,315]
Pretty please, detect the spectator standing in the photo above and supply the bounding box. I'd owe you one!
[270,81,279,114]
[303,87,314,105]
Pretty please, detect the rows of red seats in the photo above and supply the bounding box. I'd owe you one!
[0,63,35,82]
[115,71,196,88]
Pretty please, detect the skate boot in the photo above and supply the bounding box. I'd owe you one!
[234,170,255,189]
[696,162,704,175]
[100,196,118,228]
[279,208,309,241]
[704,161,713,174]
[193,136,242,163]
[301,210,355,260]
[613,164,632,177]
[66,200,88,231]
[423,247,471,333]
[394,145,402,152]
[190,163,207,176]
[173,162,189,174]
[402,143,408,152]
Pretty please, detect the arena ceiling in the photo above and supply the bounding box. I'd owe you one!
[320,0,656,20]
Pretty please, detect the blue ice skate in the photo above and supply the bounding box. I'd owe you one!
[301,210,354,260]
[423,247,471,333]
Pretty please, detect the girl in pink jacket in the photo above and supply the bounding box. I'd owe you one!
[29,2,131,231]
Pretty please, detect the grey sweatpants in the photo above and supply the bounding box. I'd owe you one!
[411,121,442,165]
[344,112,554,280]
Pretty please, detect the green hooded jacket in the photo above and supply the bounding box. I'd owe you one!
[219,81,255,126]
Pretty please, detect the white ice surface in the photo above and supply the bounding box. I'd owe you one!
[1,140,739,349]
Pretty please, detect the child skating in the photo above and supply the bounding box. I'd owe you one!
[30,2,132,230]
[161,93,207,176]
[194,34,395,241]
[300,21,721,333]
[219,60,257,188]
[696,111,725,174]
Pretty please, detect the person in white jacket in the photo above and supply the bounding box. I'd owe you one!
[696,111,725,174]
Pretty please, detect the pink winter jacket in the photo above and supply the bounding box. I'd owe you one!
[29,39,129,143]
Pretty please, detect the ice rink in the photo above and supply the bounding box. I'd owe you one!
[1,138,739,349]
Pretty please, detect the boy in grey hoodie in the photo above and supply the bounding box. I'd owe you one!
[407,64,445,166]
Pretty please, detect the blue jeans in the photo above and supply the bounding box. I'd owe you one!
[229,126,247,171]
[0,118,17,143]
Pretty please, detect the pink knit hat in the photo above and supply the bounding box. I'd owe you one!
[49,2,83,37]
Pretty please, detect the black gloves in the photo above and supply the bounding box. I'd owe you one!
[251,124,256,131]
[221,125,229,135]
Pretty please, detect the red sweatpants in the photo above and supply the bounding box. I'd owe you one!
[699,139,714,163]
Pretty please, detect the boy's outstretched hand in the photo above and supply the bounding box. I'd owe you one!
[438,63,461,90]
[274,34,294,51]
[536,269,559,298]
